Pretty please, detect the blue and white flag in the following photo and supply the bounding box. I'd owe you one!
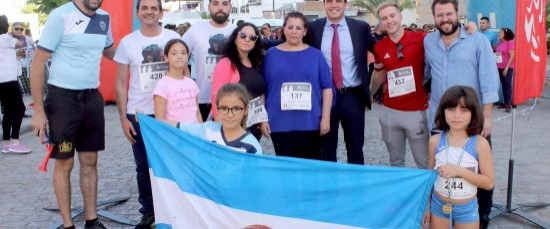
[139,115,437,228]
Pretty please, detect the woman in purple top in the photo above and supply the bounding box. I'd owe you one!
[261,12,333,160]
[495,27,515,112]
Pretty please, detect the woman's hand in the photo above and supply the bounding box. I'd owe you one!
[320,117,330,136]
[437,164,464,179]
[260,122,271,138]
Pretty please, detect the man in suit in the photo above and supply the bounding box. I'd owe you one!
[305,0,375,165]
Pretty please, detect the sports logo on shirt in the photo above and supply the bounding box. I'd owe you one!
[384,53,391,59]
[100,21,107,31]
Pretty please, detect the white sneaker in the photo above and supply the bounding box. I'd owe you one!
[1,143,11,153]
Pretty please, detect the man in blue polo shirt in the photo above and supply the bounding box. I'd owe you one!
[30,0,115,228]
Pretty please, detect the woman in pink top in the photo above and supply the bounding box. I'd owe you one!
[154,39,202,125]
[495,28,515,112]
[211,22,266,139]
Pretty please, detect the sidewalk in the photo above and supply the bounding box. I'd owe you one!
[1,90,549,228]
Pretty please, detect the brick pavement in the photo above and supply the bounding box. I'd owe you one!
[1,92,549,228]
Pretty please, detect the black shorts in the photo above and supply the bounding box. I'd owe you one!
[44,85,105,159]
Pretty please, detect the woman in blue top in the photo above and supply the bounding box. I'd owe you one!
[261,12,333,160]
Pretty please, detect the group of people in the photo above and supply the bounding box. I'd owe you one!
[23,0,512,228]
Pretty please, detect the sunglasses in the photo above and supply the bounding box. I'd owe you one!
[14,27,24,31]
[396,43,404,60]
[238,32,258,41]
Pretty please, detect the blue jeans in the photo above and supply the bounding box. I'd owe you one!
[127,114,154,215]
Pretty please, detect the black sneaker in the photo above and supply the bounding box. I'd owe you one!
[135,214,155,229]
[84,219,107,229]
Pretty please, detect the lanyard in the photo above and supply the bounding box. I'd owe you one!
[445,133,470,199]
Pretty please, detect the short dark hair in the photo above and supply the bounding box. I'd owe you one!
[500,27,515,41]
[262,23,271,29]
[431,0,458,15]
[136,0,163,11]
[0,15,8,35]
[281,11,309,42]
[480,16,490,22]
[435,86,483,136]
[224,22,263,70]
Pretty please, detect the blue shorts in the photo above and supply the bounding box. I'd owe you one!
[430,193,479,224]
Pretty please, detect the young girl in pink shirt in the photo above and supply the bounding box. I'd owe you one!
[154,39,202,125]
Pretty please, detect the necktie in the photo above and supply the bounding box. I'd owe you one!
[331,24,344,89]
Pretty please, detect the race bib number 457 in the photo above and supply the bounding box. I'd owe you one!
[280,82,312,111]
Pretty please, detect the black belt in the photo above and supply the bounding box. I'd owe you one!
[48,84,98,94]
[335,86,361,94]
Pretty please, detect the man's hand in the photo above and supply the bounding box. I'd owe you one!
[465,21,478,34]
[481,116,492,137]
[32,110,49,144]
[120,117,137,144]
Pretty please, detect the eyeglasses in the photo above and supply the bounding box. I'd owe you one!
[14,27,24,31]
[396,43,404,60]
[217,106,245,115]
[238,32,258,41]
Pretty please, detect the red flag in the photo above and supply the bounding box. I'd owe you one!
[514,0,547,104]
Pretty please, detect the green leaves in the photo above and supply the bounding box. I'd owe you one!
[350,0,415,19]
[23,0,68,25]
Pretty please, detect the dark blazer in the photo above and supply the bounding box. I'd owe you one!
[305,17,375,109]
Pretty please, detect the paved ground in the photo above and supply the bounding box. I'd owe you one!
[1,84,549,228]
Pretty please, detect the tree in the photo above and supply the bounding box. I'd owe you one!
[350,0,415,19]
[23,0,68,25]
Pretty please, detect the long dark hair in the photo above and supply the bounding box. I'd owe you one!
[434,86,483,136]
[0,15,8,35]
[500,27,515,41]
[224,22,263,71]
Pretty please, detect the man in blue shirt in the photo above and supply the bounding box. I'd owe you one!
[30,0,115,228]
[424,1,499,228]
[480,16,498,49]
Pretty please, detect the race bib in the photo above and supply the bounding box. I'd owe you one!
[246,96,268,128]
[139,62,169,92]
[494,52,503,64]
[434,176,477,199]
[280,82,312,111]
[387,66,416,98]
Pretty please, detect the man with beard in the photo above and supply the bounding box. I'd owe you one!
[30,0,115,228]
[424,0,499,228]
[182,0,235,120]
[114,0,180,228]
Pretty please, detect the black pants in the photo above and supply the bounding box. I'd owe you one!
[0,81,25,141]
[498,68,514,106]
[321,87,365,164]
[271,130,321,160]
[199,103,212,121]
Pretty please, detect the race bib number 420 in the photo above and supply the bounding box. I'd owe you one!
[280,82,312,111]
[139,62,169,92]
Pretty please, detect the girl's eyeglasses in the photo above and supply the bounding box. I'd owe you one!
[238,32,258,41]
[217,106,245,115]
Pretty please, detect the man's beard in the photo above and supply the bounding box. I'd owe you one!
[83,0,103,11]
[436,20,460,36]
[211,12,229,24]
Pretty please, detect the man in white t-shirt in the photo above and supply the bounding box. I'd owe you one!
[114,0,180,228]
[182,0,235,120]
